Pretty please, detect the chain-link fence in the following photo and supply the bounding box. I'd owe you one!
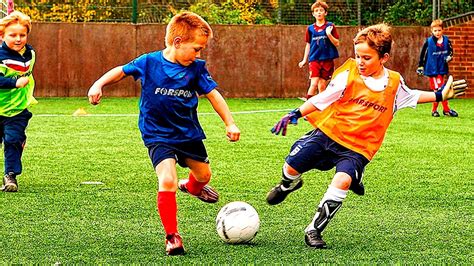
[13,0,474,25]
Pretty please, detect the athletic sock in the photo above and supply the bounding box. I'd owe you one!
[305,185,348,232]
[441,100,450,112]
[280,163,301,191]
[157,191,178,235]
[186,173,208,195]
[432,102,439,112]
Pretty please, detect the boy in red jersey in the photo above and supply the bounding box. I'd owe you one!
[269,24,466,249]
[417,19,457,117]
[298,1,340,101]
[88,12,240,255]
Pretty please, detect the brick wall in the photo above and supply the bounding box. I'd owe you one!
[444,12,474,98]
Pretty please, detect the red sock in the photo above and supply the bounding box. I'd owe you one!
[432,102,439,112]
[441,100,450,112]
[186,173,208,196]
[157,191,178,235]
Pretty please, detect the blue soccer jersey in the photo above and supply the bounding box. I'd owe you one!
[123,50,217,146]
[306,22,339,62]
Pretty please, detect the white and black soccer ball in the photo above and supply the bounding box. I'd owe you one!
[216,201,260,244]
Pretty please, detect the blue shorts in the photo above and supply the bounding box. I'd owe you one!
[285,129,369,192]
[147,141,209,168]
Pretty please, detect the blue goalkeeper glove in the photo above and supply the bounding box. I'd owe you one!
[271,108,302,136]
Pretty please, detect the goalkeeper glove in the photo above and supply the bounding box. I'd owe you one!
[416,67,424,76]
[271,108,302,136]
[435,75,468,101]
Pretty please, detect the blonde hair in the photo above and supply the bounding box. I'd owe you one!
[431,19,443,29]
[353,23,393,58]
[0,11,32,36]
[311,1,329,12]
[165,12,213,47]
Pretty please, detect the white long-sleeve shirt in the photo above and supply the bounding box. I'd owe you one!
[309,67,421,113]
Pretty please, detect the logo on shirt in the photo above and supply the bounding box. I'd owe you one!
[154,87,192,98]
[349,98,388,113]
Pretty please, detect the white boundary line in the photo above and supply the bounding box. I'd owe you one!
[35,108,293,117]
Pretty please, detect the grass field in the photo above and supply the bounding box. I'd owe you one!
[1,97,473,264]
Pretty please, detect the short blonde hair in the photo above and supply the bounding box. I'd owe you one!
[0,11,32,36]
[311,1,329,12]
[165,12,213,47]
[431,19,443,29]
[353,23,393,58]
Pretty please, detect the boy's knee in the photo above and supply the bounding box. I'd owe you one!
[284,163,300,176]
[159,175,178,191]
[193,171,211,183]
[3,134,25,145]
[331,172,352,190]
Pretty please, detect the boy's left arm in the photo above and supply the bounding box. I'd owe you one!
[417,75,467,103]
[205,89,240,142]
[326,25,340,47]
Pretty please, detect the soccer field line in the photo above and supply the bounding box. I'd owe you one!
[35,108,293,117]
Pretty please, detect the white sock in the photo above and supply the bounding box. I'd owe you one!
[280,163,301,191]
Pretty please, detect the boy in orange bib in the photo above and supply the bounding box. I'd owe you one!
[268,24,467,249]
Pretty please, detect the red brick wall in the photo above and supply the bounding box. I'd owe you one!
[28,21,473,98]
[445,18,474,98]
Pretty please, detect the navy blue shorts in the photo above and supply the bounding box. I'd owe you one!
[286,129,369,191]
[147,141,209,168]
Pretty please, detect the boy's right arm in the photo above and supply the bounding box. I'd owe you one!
[88,66,126,105]
[416,41,428,75]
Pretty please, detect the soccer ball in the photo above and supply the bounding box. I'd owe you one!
[216,201,260,244]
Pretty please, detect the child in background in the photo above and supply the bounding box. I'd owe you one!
[88,12,240,255]
[269,24,466,249]
[0,11,36,192]
[417,19,457,117]
[298,0,340,101]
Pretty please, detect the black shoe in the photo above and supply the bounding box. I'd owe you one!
[266,179,303,205]
[432,111,440,117]
[443,110,458,117]
[2,172,18,192]
[351,182,365,196]
[305,230,327,249]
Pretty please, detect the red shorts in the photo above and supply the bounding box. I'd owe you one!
[428,75,444,91]
[309,60,335,80]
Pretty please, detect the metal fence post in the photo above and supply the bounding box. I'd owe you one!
[132,0,138,24]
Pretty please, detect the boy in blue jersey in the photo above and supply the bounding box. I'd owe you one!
[298,1,340,101]
[0,11,36,192]
[417,19,457,117]
[88,12,240,256]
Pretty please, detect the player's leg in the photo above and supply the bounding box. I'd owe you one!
[303,77,319,101]
[179,158,219,203]
[304,172,350,249]
[155,158,185,255]
[174,140,218,203]
[148,143,184,255]
[304,61,322,100]
[304,142,368,249]
[1,109,32,192]
[266,162,303,205]
[317,60,335,93]
[429,76,441,117]
[267,129,331,205]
